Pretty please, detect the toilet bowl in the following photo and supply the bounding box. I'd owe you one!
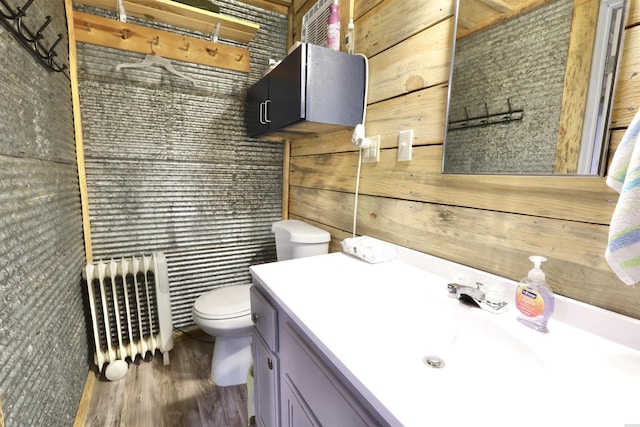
[191,220,330,386]
[192,284,253,386]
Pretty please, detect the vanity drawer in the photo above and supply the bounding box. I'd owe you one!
[250,285,278,351]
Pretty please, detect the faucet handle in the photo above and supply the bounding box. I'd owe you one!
[483,282,506,304]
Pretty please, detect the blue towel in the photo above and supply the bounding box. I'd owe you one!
[605,109,640,285]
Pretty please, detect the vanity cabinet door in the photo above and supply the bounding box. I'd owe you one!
[281,375,320,427]
[280,321,384,427]
[252,333,279,427]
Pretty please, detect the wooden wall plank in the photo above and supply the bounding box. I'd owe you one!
[354,0,453,58]
[611,21,640,127]
[289,186,640,319]
[367,18,453,103]
[290,145,617,224]
[354,0,383,20]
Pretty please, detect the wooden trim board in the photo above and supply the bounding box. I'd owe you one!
[73,11,251,73]
[74,0,259,43]
[66,1,94,262]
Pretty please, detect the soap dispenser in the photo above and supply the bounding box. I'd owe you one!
[515,256,555,332]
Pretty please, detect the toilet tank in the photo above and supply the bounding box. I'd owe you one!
[272,220,330,261]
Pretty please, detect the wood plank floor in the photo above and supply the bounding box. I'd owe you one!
[83,335,253,427]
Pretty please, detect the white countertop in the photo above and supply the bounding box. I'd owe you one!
[250,249,640,427]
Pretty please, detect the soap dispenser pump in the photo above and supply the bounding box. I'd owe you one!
[515,255,555,332]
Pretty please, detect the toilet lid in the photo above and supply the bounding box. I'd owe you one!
[194,284,251,320]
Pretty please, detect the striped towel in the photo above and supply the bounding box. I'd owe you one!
[605,109,640,285]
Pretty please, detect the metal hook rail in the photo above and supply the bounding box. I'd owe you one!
[0,0,68,76]
[448,98,524,131]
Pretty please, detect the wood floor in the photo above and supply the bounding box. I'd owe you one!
[82,335,253,427]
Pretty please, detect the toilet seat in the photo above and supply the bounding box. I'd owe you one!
[193,284,251,320]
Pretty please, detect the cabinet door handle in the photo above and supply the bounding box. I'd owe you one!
[267,357,273,370]
[251,312,260,323]
[259,102,267,125]
[264,99,271,123]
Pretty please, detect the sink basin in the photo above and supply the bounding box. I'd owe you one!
[418,300,545,375]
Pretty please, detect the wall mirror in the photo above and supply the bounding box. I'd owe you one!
[442,0,627,175]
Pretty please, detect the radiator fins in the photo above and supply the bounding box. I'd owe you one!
[84,252,174,381]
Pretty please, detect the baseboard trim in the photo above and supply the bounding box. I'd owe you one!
[73,367,97,427]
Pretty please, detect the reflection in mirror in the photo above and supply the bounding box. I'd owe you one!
[442,0,627,176]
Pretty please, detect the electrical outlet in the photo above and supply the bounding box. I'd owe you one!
[362,135,380,163]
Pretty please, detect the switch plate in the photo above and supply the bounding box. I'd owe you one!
[362,135,380,163]
[398,129,413,161]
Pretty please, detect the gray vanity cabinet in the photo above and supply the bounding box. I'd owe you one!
[245,43,366,138]
[250,284,389,427]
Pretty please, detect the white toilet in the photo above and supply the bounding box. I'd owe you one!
[191,219,330,386]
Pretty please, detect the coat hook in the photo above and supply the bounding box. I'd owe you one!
[0,0,68,74]
[16,13,51,43]
[34,16,52,39]
[235,53,243,61]
[17,0,36,16]
[210,22,221,43]
[85,21,92,32]
[153,36,159,45]
[44,34,63,59]
[206,47,218,56]
[121,28,129,39]
[182,42,190,52]
[0,0,20,19]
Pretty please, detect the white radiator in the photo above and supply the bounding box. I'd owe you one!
[84,252,173,381]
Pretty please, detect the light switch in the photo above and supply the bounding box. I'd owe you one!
[398,130,413,161]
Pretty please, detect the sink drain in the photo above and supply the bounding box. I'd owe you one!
[423,355,445,369]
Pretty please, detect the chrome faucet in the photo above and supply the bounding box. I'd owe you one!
[447,282,508,314]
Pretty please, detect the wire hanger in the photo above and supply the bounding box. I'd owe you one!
[115,44,198,87]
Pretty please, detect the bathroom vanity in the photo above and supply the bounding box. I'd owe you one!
[249,244,640,426]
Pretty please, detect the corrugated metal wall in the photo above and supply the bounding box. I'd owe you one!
[75,1,288,326]
[0,1,88,425]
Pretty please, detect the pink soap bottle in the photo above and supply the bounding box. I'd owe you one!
[327,0,340,51]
